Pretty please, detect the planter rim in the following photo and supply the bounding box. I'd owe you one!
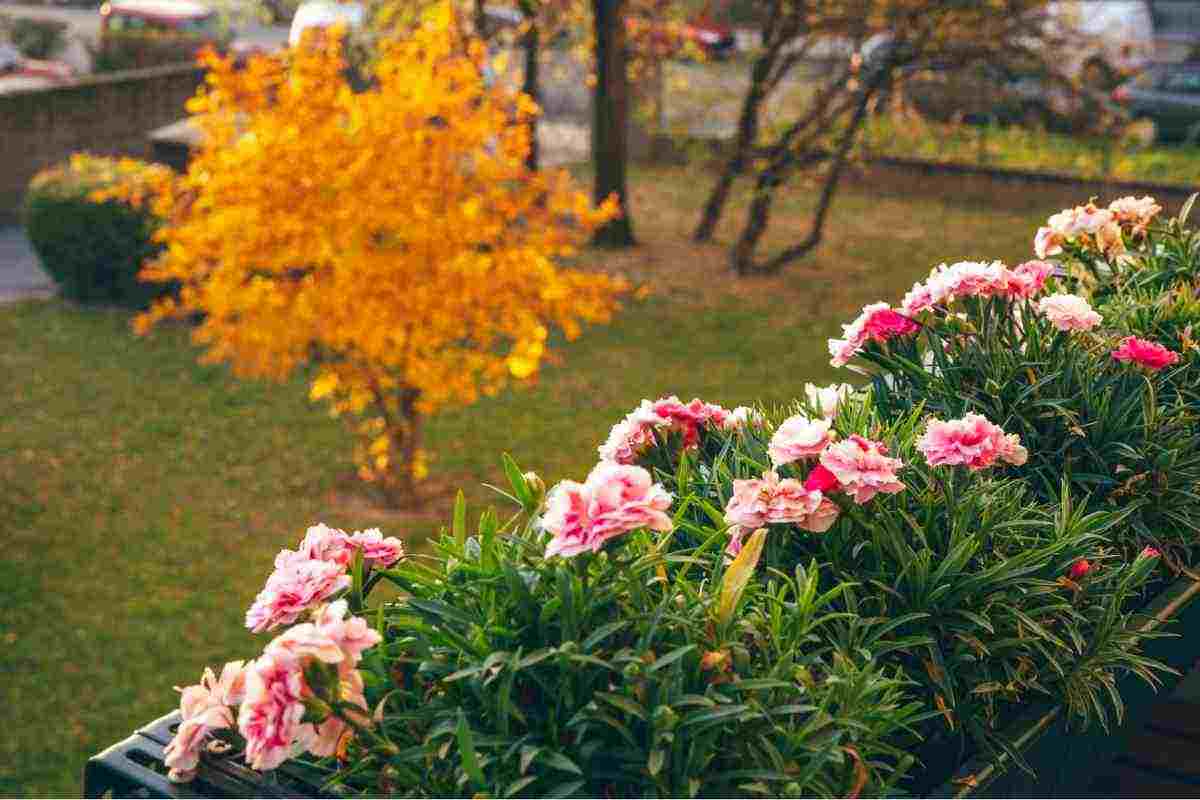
[928,574,1200,798]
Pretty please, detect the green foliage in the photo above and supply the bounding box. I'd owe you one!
[335,491,923,798]
[858,296,1200,560]
[24,156,173,309]
[0,14,68,59]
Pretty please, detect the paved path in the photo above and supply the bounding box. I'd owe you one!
[0,226,55,303]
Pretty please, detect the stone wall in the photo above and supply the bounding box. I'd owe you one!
[0,63,203,224]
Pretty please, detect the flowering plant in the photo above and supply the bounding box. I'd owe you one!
[155,198,1200,796]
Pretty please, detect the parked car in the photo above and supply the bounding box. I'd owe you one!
[0,39,75,87]
[1112,62,1200,142]
[624,14,735,61]
[896,59,1100,132]
[97,0,232,69]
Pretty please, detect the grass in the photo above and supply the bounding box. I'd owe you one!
[1,162,1065,796]
[865,111,1200,186]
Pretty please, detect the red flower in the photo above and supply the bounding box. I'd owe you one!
[1068,559,1091,580]
[1111,336,1181,371]
[1140,546,1161,559]
[804,465,841,493]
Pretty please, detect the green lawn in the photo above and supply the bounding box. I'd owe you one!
[1,164,1066,796]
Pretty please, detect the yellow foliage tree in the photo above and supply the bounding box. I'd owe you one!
[130,6,625,507]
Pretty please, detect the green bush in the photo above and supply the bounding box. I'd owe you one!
[24,155,175,308]
[0,14,68,59]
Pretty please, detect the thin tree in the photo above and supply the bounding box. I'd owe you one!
[694,0,1060,275]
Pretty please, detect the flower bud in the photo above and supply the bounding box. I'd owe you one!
[522,471,546,506]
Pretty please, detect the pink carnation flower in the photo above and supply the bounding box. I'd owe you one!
[1140,546,1161,559]
[1004,260,1056,299]
[543,463,673,558]
[1111,336,1181,371]
[1108,195,1161,237]
[163,661,247,782]
[1034,204,1124,259]
[818,435,905,504]
[768,415,835,467]
[347,529,405,567]
[917,414,1028,471]
[295,524,406,569]
[803,464,840,493]
[724,470,839,535]
[237,652,308,772]
[245,558,351,633]
[1037,293,1102,332]
[298,670,369,758]
[598,397,732,463]
[829,303,918,367]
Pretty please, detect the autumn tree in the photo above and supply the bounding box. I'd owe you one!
[128,7,626,508]
[694,0,1060,274]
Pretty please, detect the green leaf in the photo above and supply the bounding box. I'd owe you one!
[502,453,532,507]
[597,691,647,720]
[456,711,486,791]
[541,751,583,775]
[647,644,696,673]
[452,490,467,549]
[520,745,541,775]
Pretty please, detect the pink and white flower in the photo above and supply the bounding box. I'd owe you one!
[1003,260,1056,299]
[829,303,919,367]
[163,661,247,782]
[818,435,905,504]
[724,470,839,535]
[543,462,673,558]
[768,415,835,467]
[245,558,351,633]
[803,382,854,418]
[238,653,308,772]
[1034,203,1125,259]
[1036,293,1103,332]
[294,524,406,569]
[1111,336,1181,371]
[1108,195,1161,237]
[598,396,732,463]
[724,405,763,429]
[917,414,1028,471]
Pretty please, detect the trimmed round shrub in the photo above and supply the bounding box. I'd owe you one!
[24,155,175,308]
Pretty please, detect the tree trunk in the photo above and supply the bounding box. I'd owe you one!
[523,19,541,172]
[693,45,776,243]
[591,0,636,247]
[384,388,423,510]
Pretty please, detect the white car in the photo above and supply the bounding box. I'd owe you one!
[288,0,364,47]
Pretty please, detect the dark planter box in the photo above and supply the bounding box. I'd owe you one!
[84,577,1200,799]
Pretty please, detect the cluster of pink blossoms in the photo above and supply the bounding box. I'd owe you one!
[164,596,383,781]
[724,471,840,557]
[598,396,756,464]
[1036,293,1103,332]
[1034,196,1160,260]
[899,260,1056,317]
[239,599,379,770]
[725,431,905,556]
[542,462,674,558]
[1112,336,1181,371]
[916,413,1028,471]
[246,524,405,633]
